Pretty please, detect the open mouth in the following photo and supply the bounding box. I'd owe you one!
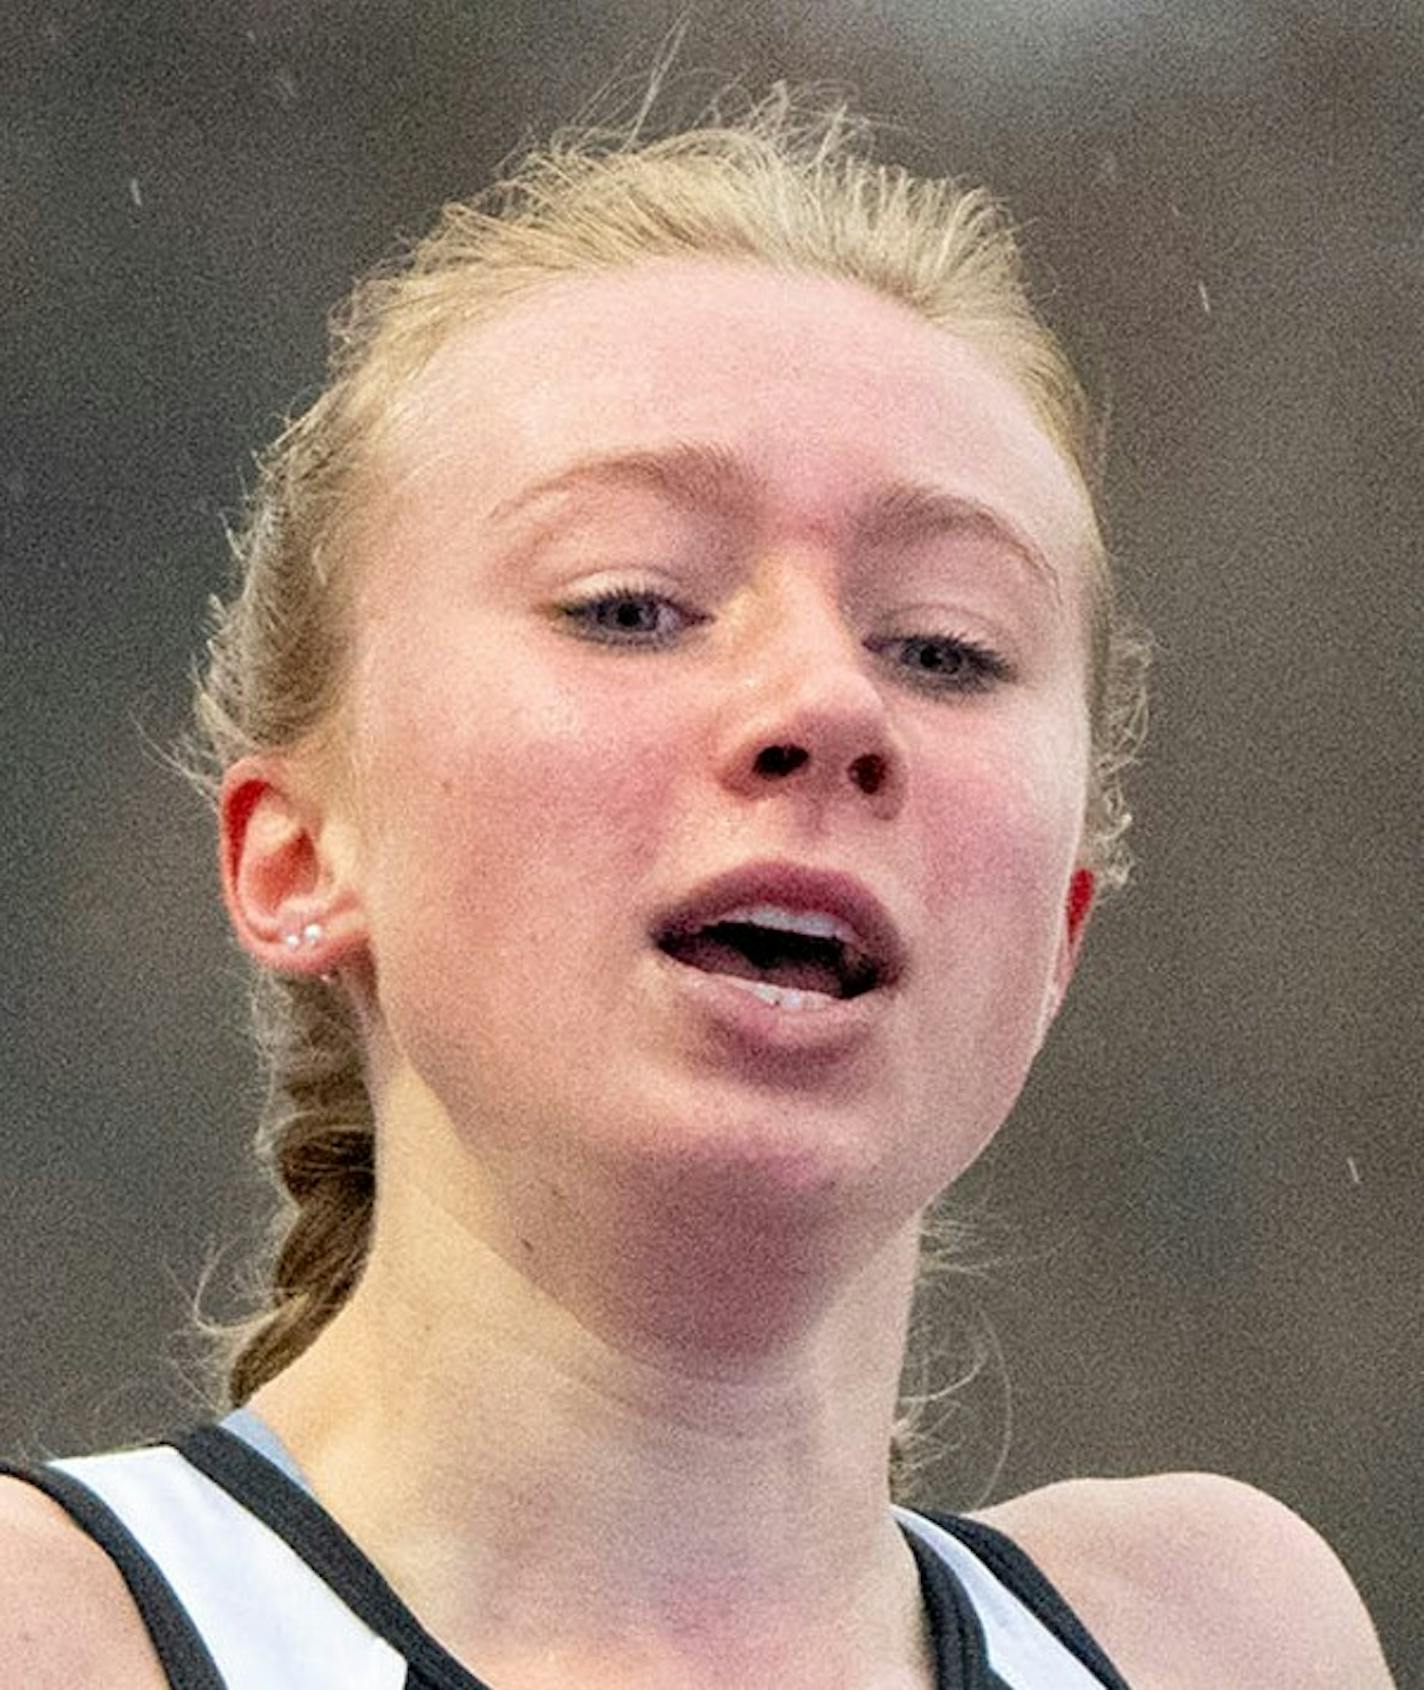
[648,861,907,1016]
[656,921,884,1002]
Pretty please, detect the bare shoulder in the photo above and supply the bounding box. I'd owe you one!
[0,1475,168,1688]
[969,1470,1395,1689]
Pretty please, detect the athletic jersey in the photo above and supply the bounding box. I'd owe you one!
[1,1410,1133,1688]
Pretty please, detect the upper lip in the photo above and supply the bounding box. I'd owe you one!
[650,859,908,990]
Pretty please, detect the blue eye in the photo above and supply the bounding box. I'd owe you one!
[558,585,1010,695]
[873,633,1012,695]
[559,587,701,645]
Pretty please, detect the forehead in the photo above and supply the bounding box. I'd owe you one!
[374,258,1095,573]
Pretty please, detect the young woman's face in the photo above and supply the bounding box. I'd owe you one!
[340,259,1097,1244]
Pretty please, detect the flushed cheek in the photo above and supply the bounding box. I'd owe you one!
[352,700,675,1143]
[354,654,676,981]
[910,737,1083,1044]
[919,719,1086,910]
[890,751,1080,1154]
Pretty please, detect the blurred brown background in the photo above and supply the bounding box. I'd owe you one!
[1,0,1419,1678]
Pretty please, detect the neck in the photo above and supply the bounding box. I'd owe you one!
[251,1155,933,1688]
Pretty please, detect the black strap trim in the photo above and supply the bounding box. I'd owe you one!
[178,1426,1003,1690]
[172,1426,496,1690]
[902,1521,1014,1690]
[918,1510,1135,1689]
[0,1460,227,1690]
[43,1422,1115,1690]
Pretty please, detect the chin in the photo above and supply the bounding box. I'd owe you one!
[606,1090,938,1246]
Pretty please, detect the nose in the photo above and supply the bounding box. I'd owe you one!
[712,582,908,825]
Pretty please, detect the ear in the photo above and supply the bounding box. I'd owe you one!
[219,754,369,979]
[1040,866,1097,1038]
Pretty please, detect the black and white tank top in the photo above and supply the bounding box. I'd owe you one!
[2,1410,1132,1688]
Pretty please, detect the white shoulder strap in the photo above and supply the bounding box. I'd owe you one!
[893,1507,1111,1689]
[52,1447,406,1690]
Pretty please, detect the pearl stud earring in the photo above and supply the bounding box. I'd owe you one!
[283,921,325,950]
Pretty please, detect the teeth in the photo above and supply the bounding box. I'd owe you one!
[720,976,839,1012]
[713,904,861,947]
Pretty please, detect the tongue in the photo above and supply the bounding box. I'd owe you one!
[664,932,844,996]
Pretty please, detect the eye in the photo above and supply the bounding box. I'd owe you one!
[872,632,1012,695]
[557,584,706,646]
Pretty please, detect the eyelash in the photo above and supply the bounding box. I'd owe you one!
[556,582,1013,695]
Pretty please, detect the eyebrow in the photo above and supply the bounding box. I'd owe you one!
[853,481,1060,599]
[485,441,757,528]
[485,441,1060,595]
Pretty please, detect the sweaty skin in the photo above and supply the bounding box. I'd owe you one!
[224,258,1098,1690]
[211,260,1392,1687]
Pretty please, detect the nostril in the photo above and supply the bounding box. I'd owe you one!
[754,744,808,777]
[851,753,887,795]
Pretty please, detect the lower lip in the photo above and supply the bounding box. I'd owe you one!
[650,949,890,1059]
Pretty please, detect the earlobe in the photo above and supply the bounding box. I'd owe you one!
[1064,866,1096,956]
[219,756,367,978]
[1041,866,1097,1036]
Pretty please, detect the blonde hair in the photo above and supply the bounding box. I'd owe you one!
[181,88,1149,1473]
